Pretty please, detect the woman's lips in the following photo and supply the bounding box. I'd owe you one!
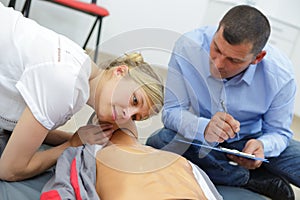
[112,106,117,121]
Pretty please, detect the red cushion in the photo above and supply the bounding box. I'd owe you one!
[49,0,109,16]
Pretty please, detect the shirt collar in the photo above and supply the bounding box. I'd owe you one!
[206,63,257,85]
[240,64,257,85]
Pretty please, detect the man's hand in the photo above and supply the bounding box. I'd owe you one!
[227,139,265,169]
[204,112,240,143]
[69,123,114,147]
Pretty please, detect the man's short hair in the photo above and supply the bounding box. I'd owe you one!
[218,5,271,55]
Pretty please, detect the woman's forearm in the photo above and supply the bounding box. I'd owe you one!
[0,141,71,181]
[44,129,73,146]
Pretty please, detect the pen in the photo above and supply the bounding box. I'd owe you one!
[220,99,240,140]
[220,99,228,113]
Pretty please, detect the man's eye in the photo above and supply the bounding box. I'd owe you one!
[228,58,242,64]
[133,95,138,105]
[214,46,221,54]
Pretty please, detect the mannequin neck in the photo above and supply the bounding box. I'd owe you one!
[109,128,138,146]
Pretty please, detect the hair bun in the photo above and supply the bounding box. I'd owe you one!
[124,52,144,64]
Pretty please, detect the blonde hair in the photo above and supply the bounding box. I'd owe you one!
[106,53,164,116]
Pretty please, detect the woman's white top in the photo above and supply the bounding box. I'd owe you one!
[0,3,91,131]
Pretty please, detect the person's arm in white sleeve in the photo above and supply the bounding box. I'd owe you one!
[0,107,73,181]
[189,161,223,200]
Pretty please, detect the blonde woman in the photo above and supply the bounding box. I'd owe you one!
[0,2,163,190]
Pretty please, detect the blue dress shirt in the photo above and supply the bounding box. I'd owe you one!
[163,26,296,157]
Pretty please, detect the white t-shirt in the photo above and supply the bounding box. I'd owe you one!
[0,3,91,131]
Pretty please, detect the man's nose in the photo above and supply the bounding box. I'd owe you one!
[213,54,226,70]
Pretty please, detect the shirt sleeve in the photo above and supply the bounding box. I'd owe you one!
[258,78,296,157]
[16,62,89,130]
[162,36,211,143]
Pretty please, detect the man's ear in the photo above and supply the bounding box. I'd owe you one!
[113,65,129,76]
[251,50,266,65]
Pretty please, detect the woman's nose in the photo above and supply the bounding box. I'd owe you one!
[122,107,138,120]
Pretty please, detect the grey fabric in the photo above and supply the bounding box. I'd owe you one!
[41,144,99,200]
[216,185,267,200]
[0,129,55,200]
[0,169,55,200]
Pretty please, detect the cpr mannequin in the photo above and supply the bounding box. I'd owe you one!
[41,117,223,200]
[94,122,222,200]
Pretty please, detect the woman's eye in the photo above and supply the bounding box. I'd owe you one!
[132,115,137,120]
[133,95,138,105]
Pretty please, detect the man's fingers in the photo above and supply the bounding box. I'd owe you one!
[216,121,236,139]
[227,154,262,169]
[216,113,238,138]
[219,112,240,133]
[205,112,240,143]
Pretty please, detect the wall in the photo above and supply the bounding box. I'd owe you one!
[1,0,300,115]
[201,0,300,116]
[0,0,210,67]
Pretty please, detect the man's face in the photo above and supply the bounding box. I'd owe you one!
[209,27,256,79]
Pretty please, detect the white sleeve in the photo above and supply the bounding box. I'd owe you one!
[16,62,89,130]
[189,161,223,200]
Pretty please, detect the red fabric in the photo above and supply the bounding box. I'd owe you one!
[40,190,62,200]
[70,158,82,200]
[51,0,109,16]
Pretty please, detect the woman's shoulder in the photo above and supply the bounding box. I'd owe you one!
[16,61,90,130]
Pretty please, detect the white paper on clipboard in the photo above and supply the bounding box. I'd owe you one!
[176,139,269,163]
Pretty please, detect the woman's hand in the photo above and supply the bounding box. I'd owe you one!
[69,123,114,147]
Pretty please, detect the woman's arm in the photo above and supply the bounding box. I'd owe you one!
[44,129,72,146]
[0,107,73,181]
[0,107,115,181]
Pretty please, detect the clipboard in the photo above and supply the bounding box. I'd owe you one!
[176,139,269,163]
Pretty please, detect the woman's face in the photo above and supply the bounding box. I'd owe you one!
[95,66,154,124]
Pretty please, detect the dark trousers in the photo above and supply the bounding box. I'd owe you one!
[146,128,300,187]
[0,129,11,156]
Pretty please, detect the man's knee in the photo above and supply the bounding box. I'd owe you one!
[146,128,176,149]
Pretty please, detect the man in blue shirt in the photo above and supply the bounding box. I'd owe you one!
[146,5,299,200]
